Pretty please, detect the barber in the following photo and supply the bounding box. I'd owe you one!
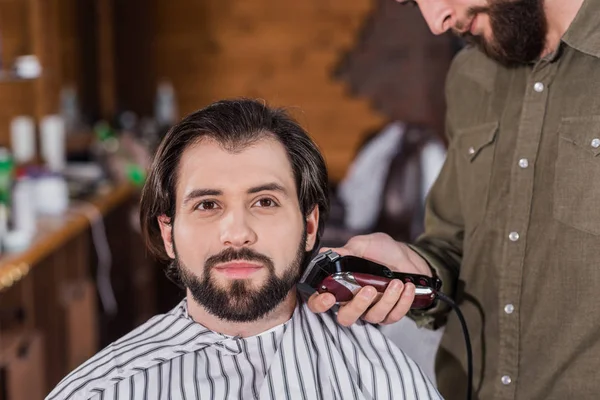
[308,0,599,399]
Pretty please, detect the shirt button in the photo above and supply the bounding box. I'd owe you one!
[501,375,512,385]
[509,231,520,242]
[534,82,544,92]
[504,304,514,314]
[592,138,600,148]
[518,158,529,168]
[468,146,475,155]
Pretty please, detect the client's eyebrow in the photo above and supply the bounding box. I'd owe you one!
[182,183,288,206]
[247,183,288,197]
[182,188,222,206]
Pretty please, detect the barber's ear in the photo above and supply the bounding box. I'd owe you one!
[305,206,320,252]
[158,215,175,259]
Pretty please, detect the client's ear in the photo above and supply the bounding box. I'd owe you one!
[305,206,319,252]
[158,215,175,259]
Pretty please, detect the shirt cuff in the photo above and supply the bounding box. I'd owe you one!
[405,243,456,330]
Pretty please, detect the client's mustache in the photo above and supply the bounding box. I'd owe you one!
[205,247,275,272]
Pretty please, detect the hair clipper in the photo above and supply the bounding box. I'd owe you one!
[299,250,442,310]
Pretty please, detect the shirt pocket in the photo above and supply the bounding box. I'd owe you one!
[454,121,499,232]
[554,116,600,235]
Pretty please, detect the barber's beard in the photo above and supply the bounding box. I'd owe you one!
[174,231,307,323]
[460,0,547,67]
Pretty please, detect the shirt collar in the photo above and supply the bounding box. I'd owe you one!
[562,0,600,58]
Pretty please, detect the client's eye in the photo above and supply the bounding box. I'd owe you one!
[254,198,278,208]
[196,201,219,210]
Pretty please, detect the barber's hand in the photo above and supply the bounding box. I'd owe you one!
[307,232,432,327]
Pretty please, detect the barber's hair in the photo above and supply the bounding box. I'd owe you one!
[140,98,330,264]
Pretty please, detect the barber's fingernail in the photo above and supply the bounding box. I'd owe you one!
[389,280,403,293]
[361,287,376,299]
[323,296,335,307]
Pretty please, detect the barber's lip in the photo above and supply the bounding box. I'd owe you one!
[214,262,264,279]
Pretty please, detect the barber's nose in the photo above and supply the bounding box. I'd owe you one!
[420,2,455,35]
[219,210,258,247]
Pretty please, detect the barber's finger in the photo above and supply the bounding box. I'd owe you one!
[318,246,352,256]
[307,292,337,313]
[381,283,415,325]
[342,235,371,257]
[362,280,403,324]
[336,286,378,326]
[321,235,370,258]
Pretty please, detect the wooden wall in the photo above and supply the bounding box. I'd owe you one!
[0,0,36,146]
[0,0,447,181]
[0,0,452,181]
[0,0,100,147]
[130,0,387,182]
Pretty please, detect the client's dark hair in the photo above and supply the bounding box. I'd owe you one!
[139,98,330,283]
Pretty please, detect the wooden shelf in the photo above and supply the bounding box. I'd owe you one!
[0,183,135,291]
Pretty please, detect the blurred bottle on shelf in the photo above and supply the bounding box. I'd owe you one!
[10,116,36,167]
[155,80,178,130]
[60,85,83,135]
[40,115,66,173]
[0,147,14,253]
[0,147,15,206]
[13,55,42,79]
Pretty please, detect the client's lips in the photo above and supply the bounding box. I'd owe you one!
[214,262,264,279]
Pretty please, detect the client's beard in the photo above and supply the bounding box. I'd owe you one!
[460,0,547,67]
[175,231,307,322]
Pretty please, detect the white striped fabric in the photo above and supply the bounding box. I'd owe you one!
[46,293,443,400]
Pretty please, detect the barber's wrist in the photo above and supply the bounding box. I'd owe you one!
[402,243,456,329]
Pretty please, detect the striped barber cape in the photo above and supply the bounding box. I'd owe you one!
[46,292,442,400]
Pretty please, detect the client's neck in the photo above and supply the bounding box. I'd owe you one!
[186,290,297,338]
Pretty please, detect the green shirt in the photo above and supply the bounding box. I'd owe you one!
[409,1,600,398]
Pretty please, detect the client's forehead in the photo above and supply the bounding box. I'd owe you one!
[176,137,297,197]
